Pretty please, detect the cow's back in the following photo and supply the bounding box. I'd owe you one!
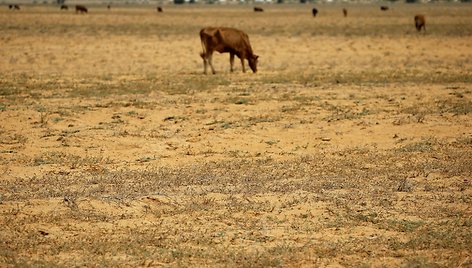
[218,27,250,50]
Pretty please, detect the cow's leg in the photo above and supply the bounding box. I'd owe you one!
[240,58,246,73]
[203,58,208,75]
[201,53,208,74]
[230,53,235,73]
[208,54,216,75]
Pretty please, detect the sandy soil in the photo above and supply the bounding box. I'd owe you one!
[0,3,471,267]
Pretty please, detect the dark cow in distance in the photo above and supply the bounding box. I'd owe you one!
[254,7,264,12]
[9,4,20,10]
[199,27,259,74]
[60,4,68,10]
[343,8,347,17]
[414,14,426,32]
[380,6,389,11]
[75,5,88,14]
[312,8,318,17]
[157,6,163,12]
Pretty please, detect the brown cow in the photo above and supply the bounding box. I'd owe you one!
[75,5,87,14]
[9,4,20,10]
[414,14,426,32]
[199,27,259,74]
[312,8,318,17]
[342,8,347,17]
[254,7,263,12]
[157,6,163,12]
[60,4,68,10]
[380,6,389,11]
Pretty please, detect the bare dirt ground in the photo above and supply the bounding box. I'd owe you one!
[0,3,471,267]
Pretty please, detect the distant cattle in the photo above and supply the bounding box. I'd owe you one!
[199,27,259,74]
[107,4,111,10]
[157,6,163,12]
[343,8,347,17]
[75,5,87,13]
[254,7,263,12]
[9,4,20,10]
[312,8,318,17]
[60,4,68,10]
[414,14,426,32]
[380,6,389,11]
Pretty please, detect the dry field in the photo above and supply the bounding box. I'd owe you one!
[1,3,471,267]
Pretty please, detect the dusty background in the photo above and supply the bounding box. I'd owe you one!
[1,3,471,267]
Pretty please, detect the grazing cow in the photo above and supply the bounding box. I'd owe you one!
[380,6,389,11]
[199,27,259,74]
[414,14,426,32]
[60,4,68,10]
[343,8,347,17]
[254,7,264,12]
[157,6,163,12]
[75,5,88,14]
[9,4,20,10]
[312,8,318,17]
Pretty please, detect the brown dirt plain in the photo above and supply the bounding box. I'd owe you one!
[0,3,471,267]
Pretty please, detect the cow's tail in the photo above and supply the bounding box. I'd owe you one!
[200,41,206,59]
[199,30,207,59]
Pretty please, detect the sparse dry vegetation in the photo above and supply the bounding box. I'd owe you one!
[0,3,471,267]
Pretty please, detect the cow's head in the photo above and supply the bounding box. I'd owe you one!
[248,55,259,73]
